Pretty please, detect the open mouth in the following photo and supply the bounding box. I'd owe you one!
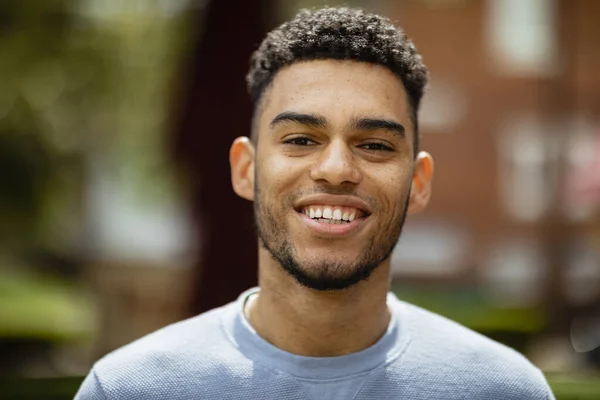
[296,205,369,224]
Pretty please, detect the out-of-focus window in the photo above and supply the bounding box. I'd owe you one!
[485,0,558,77]
[497,113,558,222]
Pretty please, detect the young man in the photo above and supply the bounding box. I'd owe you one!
[76,7,555,399]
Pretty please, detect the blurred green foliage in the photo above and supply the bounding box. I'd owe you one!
[0,3,111,368]
[0,0,189,248]
[0,266,94,340]
[548,374,600,400]
[391,284,545,333]
[0,0,191,376]
[0,0,110,249]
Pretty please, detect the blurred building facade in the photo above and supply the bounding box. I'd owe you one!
[387,0,600,371]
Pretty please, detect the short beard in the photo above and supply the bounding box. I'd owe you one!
[254,185,410,292]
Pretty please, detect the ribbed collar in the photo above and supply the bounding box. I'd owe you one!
[220,287,411,380]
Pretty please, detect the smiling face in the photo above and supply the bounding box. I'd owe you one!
[231,60,433,291]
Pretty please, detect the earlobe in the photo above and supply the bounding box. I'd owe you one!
[230,137,255,201]
[407,151,434,215]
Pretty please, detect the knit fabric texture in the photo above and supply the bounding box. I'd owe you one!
[75,288,555,399]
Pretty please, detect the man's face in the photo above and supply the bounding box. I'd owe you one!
[251,60,418,291]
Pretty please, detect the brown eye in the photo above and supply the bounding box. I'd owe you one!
[360,143,393,151]
[283,137,316,146]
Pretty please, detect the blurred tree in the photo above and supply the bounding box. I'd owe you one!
[0,0,110,259]
[0,0,106,375]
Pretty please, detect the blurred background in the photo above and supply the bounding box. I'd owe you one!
[0,0,599,399]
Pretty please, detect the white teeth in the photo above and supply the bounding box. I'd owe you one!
[333,209,342,220]
[303,205,363,222]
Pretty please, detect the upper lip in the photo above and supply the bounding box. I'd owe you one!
[294,194,372,215]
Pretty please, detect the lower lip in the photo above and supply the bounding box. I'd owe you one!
[296,212,366,236]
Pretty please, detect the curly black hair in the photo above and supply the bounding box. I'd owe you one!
[246,7,428,156]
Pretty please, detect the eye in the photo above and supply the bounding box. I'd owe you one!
[359,142,394,151]
[283,136,317,146]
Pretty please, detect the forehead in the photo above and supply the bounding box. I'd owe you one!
[258,60,411,130]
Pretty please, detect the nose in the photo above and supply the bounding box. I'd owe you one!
[309,139,362,186]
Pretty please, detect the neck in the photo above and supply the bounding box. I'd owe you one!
[247,248,392,357]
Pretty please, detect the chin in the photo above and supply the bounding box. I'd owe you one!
[281,257,380,292]
[291,270,371,291]
[299,252,357,265]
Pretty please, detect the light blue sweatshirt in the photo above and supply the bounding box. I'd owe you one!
[75,288,555,399]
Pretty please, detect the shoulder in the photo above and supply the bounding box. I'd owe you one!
[391,300,554,399]
[401,300,534,366]
[95,303,230,368]
[81,303,246,399]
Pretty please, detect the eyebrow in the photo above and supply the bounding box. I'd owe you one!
[270,112,328,129]
[269,112,405,137]
[350,117,405,137]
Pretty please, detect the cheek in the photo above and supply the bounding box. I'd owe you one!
[368,164,412,214]
[256,155,301,213]
[260,152,307,189]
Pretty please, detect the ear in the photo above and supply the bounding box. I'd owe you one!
[407,151,434,215]
[230,137,255,201]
